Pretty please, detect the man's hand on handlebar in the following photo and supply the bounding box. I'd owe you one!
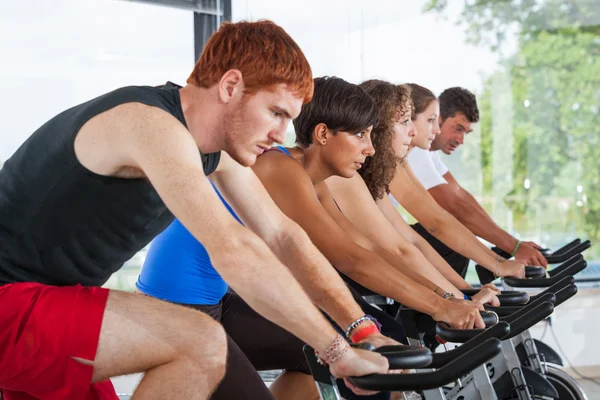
[329,346,389,396]
[432,298,485,329]
[471,288,501,307]
[515,241,548,268]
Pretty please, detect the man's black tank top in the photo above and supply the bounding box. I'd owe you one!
[0,82,221,286]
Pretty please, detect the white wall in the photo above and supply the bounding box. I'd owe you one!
[0,0,194,162]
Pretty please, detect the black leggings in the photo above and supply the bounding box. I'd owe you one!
[187,290,406,400]
[190,292,308,400]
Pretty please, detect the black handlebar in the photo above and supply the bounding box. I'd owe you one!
[485,292,556,318]
[347,338,502,391]
[545,240,591,263]
[538,239,580,257]
[499,293,555,323]
[461,289,531,306]
[437,292,556,343]
[491,238,589,265]
[554,284,578,307]
[481,310,499,326]
[370,345,433,370]
[548,239,581,255]
[429,321,510,368]
[497,290,530,305]
[529,275,575,302]
[434,310,499,343]
[525,266,546,278]
[504,259,587,288]
[506,301,555,338]
[547,254,584,277]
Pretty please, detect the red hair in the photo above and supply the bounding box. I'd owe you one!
[187,20,314,103]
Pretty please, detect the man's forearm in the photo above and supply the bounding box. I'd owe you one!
[454,191,518,255]
[269,223,365,331]
[211,228,339,353]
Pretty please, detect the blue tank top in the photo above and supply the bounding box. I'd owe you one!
[136,181,242,305]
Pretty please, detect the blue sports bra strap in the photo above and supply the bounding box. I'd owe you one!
[275,145,292,156]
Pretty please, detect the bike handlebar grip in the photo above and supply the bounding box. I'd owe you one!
[460,289,529,304]
[348,338,502,392]
[499,292,555,324]
[554,284,578,307]
[429,321,509,368]
[545,240,591,264]
[496,291,530,306]
[504,260,587,288]
[435,311,499,343]
[525,266,546,278]
[507,301,555,339]
[529,276,575,301]
[372,345,433,370]
[549,239,581,256]
[481,310,499,326]
[548,254,583,278]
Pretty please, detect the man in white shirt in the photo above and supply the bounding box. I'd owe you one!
[407,87,547,277]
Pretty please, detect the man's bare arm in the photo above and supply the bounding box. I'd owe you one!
[391,165,505,271]
[430,171,546,267]
[113,104,339,353]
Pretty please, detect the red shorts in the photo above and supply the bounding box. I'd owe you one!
[0,282,119,400]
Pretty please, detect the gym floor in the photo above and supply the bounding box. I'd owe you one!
[576,379,600,398]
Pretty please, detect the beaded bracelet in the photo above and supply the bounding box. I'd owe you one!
[345,314,381,339]
[315,334,350,365]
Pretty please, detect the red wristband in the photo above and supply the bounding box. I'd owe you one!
[350,325,380,343]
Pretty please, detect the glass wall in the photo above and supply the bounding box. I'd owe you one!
[234,0,600,267]
[2,0,598,282]
[0,0,194,289]
[2,0,599,369]
[231,0,600,369]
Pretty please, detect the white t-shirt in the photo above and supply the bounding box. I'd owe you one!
[406,147,449,190]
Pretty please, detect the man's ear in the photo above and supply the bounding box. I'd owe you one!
[314,123,329,145]
[218,69,245,103]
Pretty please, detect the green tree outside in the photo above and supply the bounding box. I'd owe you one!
[426,0,600,259]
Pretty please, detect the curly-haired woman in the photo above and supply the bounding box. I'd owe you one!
[326,81,526,294]
[251,76,495,318]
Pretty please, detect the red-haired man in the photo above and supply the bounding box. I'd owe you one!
[0,20,388,400]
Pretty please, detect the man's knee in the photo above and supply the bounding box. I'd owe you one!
[180,314,228,377]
